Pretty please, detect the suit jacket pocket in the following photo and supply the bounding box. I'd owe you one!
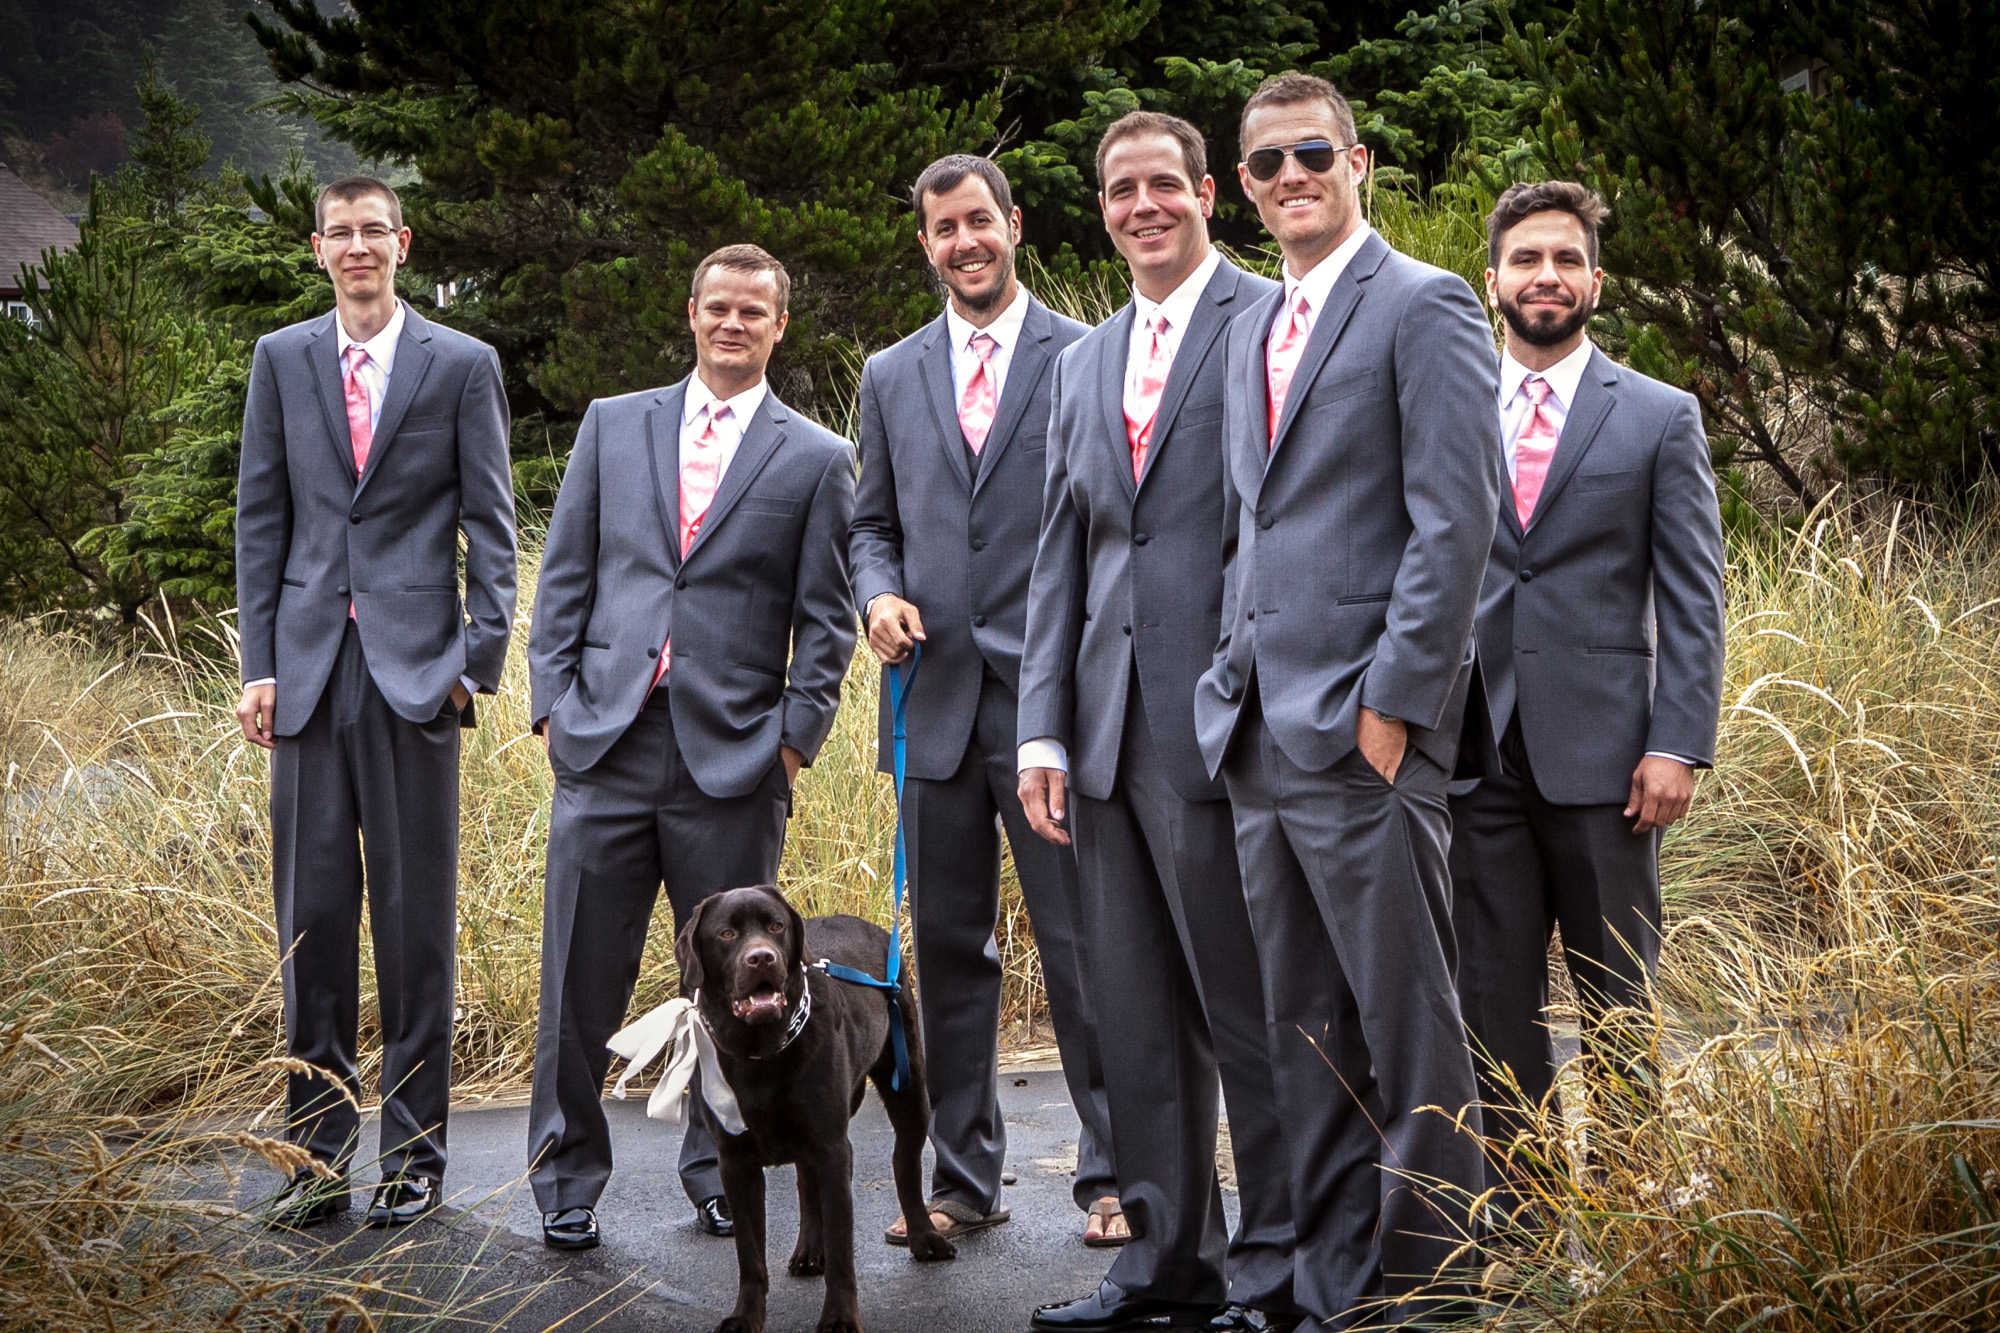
[1585,646,1654,657]
[736,497,800,516]
[1336,591,1391,606]
[1174,400,1224,429]
[582,640,611,651]
[282,577,307,589]
[1574,469,1640,492]
[399,413,450,434]
[1302,369,1378,411]
[735,659,784,678]
[406,584,458,592]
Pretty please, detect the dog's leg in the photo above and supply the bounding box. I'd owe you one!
[715,1154,769,1333]
[788,1157,826,1277]
[875,1047,956,1263]
[811,1134,862,1333]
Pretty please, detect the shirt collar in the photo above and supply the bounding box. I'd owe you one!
[1282,224,1374,317]
[335,300,407,374]
[944,283,1032,357]
[685,372,770,427]
[1500,338,1596,412]
[1132,246,1222,335]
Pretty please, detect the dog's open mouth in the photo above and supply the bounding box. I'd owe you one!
[730,986,788,1021]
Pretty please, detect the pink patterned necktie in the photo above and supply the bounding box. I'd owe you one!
[343,346,374,476]
[1124,311,1171,482]
[1265,290,1311,447]
[654,403,732,689]
[1513,376,1560,526]
[959,332,999,454]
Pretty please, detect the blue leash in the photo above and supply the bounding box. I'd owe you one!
[819,644,918,1090]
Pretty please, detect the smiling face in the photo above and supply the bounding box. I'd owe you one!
[689,265,788,394]
[1486,208,1602,357]
[918,175,1023,320]
[1100,131,1215,302]
[311,192,409,305]
[1237,99,1368,277]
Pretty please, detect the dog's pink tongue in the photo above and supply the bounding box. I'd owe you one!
[732,989,785,1019]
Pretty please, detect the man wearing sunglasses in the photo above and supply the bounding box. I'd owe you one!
[1020,111,1297,1333]
[1193,73,1503,1327]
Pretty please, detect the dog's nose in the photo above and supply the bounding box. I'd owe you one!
[744,946,778,969]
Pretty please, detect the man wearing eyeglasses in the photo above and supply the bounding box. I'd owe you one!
[1193,74,1503,1327]
[235,176,518,1230]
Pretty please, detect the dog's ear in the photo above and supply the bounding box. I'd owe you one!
[675,897,714,996]
[762,884,808,973]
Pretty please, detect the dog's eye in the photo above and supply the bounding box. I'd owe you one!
[719,929,737,941]
[769,921,785,933]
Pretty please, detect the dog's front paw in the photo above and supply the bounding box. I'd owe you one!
[813,1317,861,1333]
[907,1231,957,1263]
[787,1245,826,1277]
[716,1319,763,1333]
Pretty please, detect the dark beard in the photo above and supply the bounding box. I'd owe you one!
[1499,289,1593,347]
[941,248,1016,313]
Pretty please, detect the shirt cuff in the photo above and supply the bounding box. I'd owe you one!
[243,677,276,688]
[1017,738,1069,774]
[1644,751,1696,766]
[460,674,483,697]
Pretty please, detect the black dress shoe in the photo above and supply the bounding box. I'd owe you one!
[1207,1306,1303,1333]
[695,1194,734,1237]
[1031,1280,1220,1331]
[267,1168,351,1230]
[542,1206,600,1251]
[364,1175,440,1227]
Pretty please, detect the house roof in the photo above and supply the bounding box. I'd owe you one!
[0,166,80,298]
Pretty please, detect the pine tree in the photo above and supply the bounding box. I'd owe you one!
[1520,0,2000,500]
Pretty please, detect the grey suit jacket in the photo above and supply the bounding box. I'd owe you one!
[236,305,518,735]
[850,296,1088,780]
[528,379,857,796]
[1468,346,1725,804]
[1019,258,1278,803]
[1194,231,1504,778]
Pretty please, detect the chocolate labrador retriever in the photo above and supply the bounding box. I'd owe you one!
[677,885,955,1333]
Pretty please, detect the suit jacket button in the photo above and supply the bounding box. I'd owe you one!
[676,578,688,590]
[646,646,659,658]
[1258,516,1273,530]
[1133,532,1150,546]
[1122,624,1132,635]
[335,585,349,595]
[1246,610,1255,620]
[1519,568,1535,582]
[972,614,987,628]
[349,513,362,525]
[970,538,987,551]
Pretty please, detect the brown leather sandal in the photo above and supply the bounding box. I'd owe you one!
[1083,1196,1132,1248]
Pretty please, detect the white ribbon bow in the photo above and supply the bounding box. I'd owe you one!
[605,995,747,1136]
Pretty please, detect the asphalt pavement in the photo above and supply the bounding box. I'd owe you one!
[220,1065,1170,1333]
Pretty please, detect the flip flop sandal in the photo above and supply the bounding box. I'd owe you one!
[1083,1197,1133,1248]
[883,1198,1011,1246]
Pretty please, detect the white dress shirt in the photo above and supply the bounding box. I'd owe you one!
[334,299,407,433]
[1498,338,1594,483]
[1268,223,1375,345]
[945,283,1032,406]
[680,372,768,485]
[1016,250,1224,777]
[1497,337,1690,768]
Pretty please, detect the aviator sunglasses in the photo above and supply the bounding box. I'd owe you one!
[1242,139,1357,181]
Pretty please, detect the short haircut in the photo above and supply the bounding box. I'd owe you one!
[1237,72,1358,154]
[315,176,403,231]
[691,243,791,313]
[911,154,1014,234]
[1485,181,1610,269]
[1095,110,1207,191]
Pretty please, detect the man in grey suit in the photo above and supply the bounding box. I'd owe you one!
[850,155,1115,1245]
[1449,182,1725,1198]
[1019,112,1296,1333]
[1193,75,1502,1326]
[525,245,857,1251]
[235,176,518,1230]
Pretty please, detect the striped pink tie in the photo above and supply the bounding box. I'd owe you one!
[653,404,731,689]
[1513,377,1560,526]
[1265,291,1310,446]
[1123,312,1171,481]
[959,332,999,454]
[342,346,374,477]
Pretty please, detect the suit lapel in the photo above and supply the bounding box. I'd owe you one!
[644,382,687,571]
[1268,235,1387,460]
[352,307,435,501]
[1526,349,1619,528]
[918,317,974,493]
[684,393,787,563]
[1098,304,1138,501]
[1231,286,1285,509]
[1138,261,1239,492]
[972,298,1053,497]
[307,312,358,481]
